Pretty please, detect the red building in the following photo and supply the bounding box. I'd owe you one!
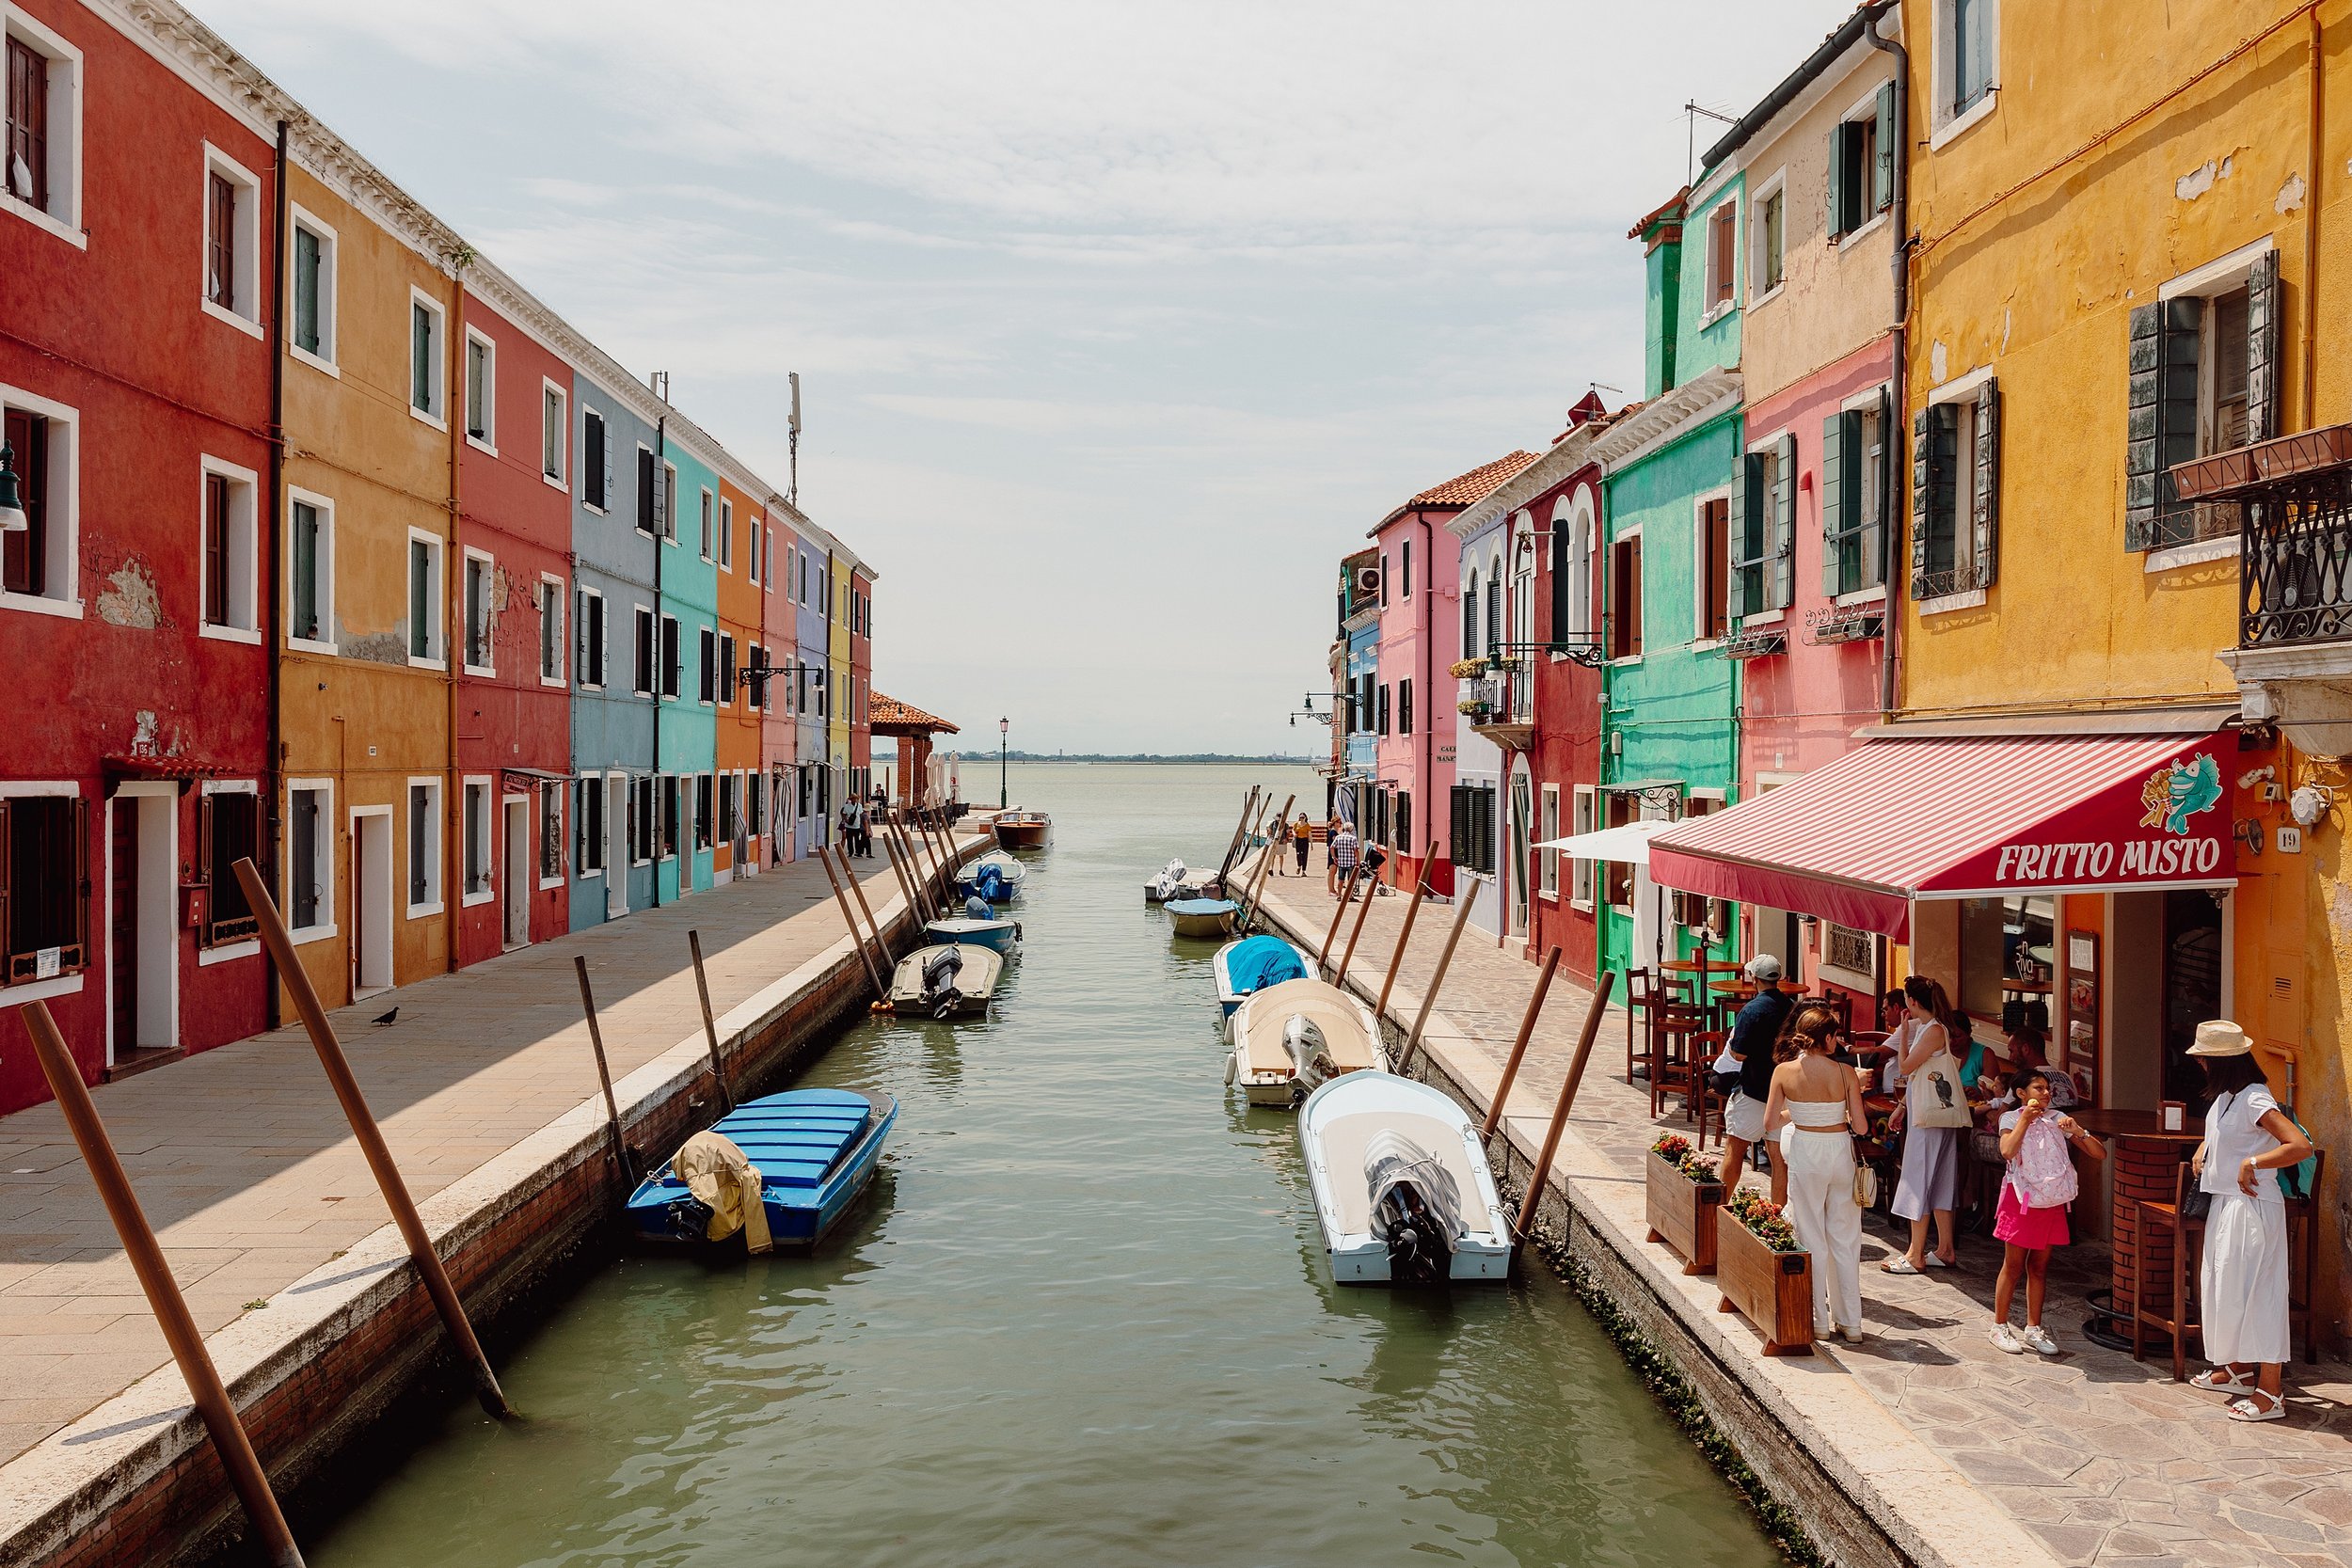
[0,0,278,1109]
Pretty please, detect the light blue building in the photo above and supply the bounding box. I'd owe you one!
[1338,547,1379,827]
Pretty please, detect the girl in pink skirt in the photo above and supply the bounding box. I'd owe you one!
[1988,1069,2106,1354]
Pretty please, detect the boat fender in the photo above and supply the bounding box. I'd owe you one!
[1224,1052,1237,1085]
[675,1132,774,1256]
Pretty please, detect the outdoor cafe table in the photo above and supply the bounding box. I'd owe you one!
[2071,1106,2203,1348]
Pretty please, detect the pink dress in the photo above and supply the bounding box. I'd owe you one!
[1991,1109,2071,1249]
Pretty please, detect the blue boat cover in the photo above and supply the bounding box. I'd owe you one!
[1226,935,1308,994]
[702,1089,871,1189]
[972,863,1008,901]
[1166,898,1237,916]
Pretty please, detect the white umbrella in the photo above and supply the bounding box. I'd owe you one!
[1530,820,1675,864]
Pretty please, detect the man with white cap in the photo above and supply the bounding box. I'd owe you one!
[1717,954,1793,1204]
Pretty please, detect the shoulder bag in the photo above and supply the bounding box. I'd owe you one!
[1906,1030,1976,1130]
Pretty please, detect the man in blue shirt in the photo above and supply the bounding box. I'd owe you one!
[1717,954,1793,1204]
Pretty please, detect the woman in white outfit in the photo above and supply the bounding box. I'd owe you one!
[1764,1004,1869,1341]
[2185,1021,2314,1422]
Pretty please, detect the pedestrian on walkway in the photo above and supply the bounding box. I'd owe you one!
[1291,813,1312,877]
[1764,1004,1867,1342]
[2186,1021,2314,1421]
[1328,820,1359,899]
[1987,1066,2104,1356]
[1717,955,1792,1205]
[1885,974,1971,1275]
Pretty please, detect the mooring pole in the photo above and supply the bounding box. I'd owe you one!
[1316,859,1366,975]
[1214,787,1259,890]
[1238,791,1295,930]
[910,818,946,910]
[572,956,640,1182]
[817,845,889,996]
[1374,840,1439,1023]
[1393,886,1480,1081]
[882,831,927,924]
[685,931,735,1112]
[18,1001,308,1568]
[1482,945,1562,1138]
[230,861,511,1418]
[1332,858,1380,989]
[1512,971,1617,1248]
[837,844,895,968]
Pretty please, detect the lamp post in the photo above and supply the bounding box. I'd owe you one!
[0,441,26,534]
[998,717,1009,809]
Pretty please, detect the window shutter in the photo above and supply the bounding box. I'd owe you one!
[70,795,89,971]
[1820,411,1847,597]
[1909,406,1936,596]
[1624,535,1642,655]
[2153,298,2203,544]
[1825,122,1845,237]
[2124,302,2162,550]
[195,795,216,944]
[0,800,10,964]
[1725,458,1750,619]
[1450,786,1469,866]
[1970,379,1999,590]
[2247,249,2280,444]
[1485,577,1501,657]
[1873,82,1896,212]
[1773,432,1798,609]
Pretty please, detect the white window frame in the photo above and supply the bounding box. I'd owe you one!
[286,203,339,375]
[405,776,444,918]
[1834,384,1894,605]
[746,641,763,712]
[537,784,566,891]
[1930,0,2000,150]
[538,571,565,687]
[540,377,566,488]
[1554,487,1596,662]
[1747,167,1787,309]
[631,603,654,697]
[1700,198,1740,325]
[0,9,83,249]
[660,461,678,543]
[576,584,606,691]
[718,496,733,571]
[408,287,447,429]
[1830,86,1895,251]
[463,326,497,454]
[576,773,605,879]
[283,776,336,945]
[196,453,261,643]
[406,526,445,668]
[1918,364,1995,615]
[194,777,262,968]
[1570,784,1597,911]
[461,545,495,675]
[284,484,336,653]
[0,379,80,617]
[1538,783,1560,900]
[460,775,495,906]
[698,624,717,706]
[660,612,681,699]
[699,486,715,562]
[199,143,262,338]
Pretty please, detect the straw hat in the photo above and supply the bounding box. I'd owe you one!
[2186,1020,2253,1057]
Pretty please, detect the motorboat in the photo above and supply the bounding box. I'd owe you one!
[993,810,1052,851]
[1212,934,1311,1018]
[1145,858,1188,903]
[1225,977,1382,1107]
[886,942,1005,1019]
[1297,1071,1512,1285]
[1165,897,1237,940]
[956,849,1027,905]
[926,895,1022,956]
[624,1088,898,1252]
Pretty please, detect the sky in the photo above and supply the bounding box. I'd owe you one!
[202,0,1860,756]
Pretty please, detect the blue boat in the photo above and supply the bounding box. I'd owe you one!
[625,1088,898,1251]
[927,914,1022,954]
[1212,934,1311,1016]
[956,850,1026,904]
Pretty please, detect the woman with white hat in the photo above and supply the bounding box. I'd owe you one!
[2187,1020,2314,1421]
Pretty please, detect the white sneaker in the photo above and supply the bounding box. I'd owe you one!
[1989,1323,2026,1354]
[2019,1324,2059,1356]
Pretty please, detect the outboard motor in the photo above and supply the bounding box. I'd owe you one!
[1282,1015,1339,1100]
[1363,1129,1465,1288]
[964,894,993,921]
[1150,859,1186,901]
[974,863,1006,902]
[919,946,965,1019]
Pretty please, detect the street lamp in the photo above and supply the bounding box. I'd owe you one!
[998,717,1009,809]
[0,442,26,534]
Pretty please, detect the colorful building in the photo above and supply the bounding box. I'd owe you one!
[788,522,836,850]
[850,566,875,805]
[714,474,762,881]
[655,436,720,900]
[759,500,801,866]
[1337,546,1380,827]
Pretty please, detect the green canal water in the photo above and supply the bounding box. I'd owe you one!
[303,765,1780,1568]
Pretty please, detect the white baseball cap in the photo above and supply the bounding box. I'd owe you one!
[1743,954,1783,981]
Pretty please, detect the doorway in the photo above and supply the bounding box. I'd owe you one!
[351,807,394,995]
[503,795,531,949]
[2161,889,2226,1104]
[106,787,174,1067]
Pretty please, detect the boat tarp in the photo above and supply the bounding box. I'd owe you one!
[1226,935,1308,993]
[970,863,1009,901]
[675,1132,774,1254]
[1166,898,1237,916]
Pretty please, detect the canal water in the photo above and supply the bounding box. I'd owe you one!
[304,765,1779,1568]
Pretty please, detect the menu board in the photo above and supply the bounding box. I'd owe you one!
[2065,928,2099,1098]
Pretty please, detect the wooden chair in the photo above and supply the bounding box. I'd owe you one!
[1648,1003,1708,1120]
[1624,966,1657,1085]
[1687,1030,1730,1148]
[2287,1148,2328,1364]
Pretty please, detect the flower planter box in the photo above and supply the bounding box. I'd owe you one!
[1645,1149,1723,1275]
[1716,1212,1815,1355]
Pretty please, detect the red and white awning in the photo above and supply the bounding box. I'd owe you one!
[1648,732,2235,941]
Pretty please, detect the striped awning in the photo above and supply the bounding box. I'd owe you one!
[1648,732,2236,941]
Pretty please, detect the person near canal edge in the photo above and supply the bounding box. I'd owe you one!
[1328,818,1359,898]
[1714,955,1792,1205]
[1291,812,1312,877]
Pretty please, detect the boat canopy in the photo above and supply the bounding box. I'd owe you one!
[1226,934,1309,993]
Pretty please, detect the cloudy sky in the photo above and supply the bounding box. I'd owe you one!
[205,0,1857,756]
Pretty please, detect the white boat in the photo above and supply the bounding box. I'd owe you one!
[1297,1071,1513,1286]
[1144,858,1188,903]
[1211,935,1311,1019]
[1224,977,1382,1108]
[885,942,1004,1019]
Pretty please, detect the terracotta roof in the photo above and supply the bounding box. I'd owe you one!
[1406,451,1543,509]
[1628,186,1690,240]
[868,692,960,735]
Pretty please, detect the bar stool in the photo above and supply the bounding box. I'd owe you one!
[1687,1030,1729,1148]
[2132,1150,2328,1381]
[1624,966,1658,1085]
[1649,1001,1708,1120]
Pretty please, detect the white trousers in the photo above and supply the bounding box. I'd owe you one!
[2201,1193,2290,1366]
[1780,1125,1864,1334]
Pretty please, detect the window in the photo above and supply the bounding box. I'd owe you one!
[1539,784,1560,898]
[406,781,442,914]
[289,209,336,366]
[718,498,733,569]
[1705,201,1737,311]
[662,464,678,539]
[1696,496,1730,640]
[631,605,653,695]
[285,784,327,939]
[1570,785,1597,907]
[464,330,495,449]
[6,21,79,232]
[575,587,606,689]
[462,780,492,902]
[719,774,738,848]
[1608,535,1642,658]
[1395,791,1411,853]
[1825,922,1875,978]
[746,642,764,710]
[196,788,261,946]
[720,633,738,705]
[2128,252,2279,553]
[694,774,714,852]
[538,577,564,683]
[635,446,657,533]
[631,777,657,864]
[2,389,73,608]
[1,791,87,982]
[1822,394,1889,598]
[578,776,604,875]
[1448,784,1497,877]
[1829,86,1897,240]
[535,781,563,885]
[1399,677,1413,736]
[287,491,332,648]
[199,459,258,638]
[1730,437,1794,618]
[1461,567,1479,658]
[582,408,607,510]
[698,485,713,559]
[463,548,493,673]
[1910,378,1999,600]
[199,149,262,333]
[662,776,681,859]
[1755,182,1785,295]
[660,614,680,699]
[410,291,446,423]
[1949,0,1994,119]
[698,626,716,705]
[1400,538,1412,598]
[541,382,565,483]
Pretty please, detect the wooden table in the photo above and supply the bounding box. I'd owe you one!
[2074,1107,2201,1342]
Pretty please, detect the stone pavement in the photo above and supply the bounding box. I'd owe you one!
[0,836,967,1469]
[1253,856,2352,1568]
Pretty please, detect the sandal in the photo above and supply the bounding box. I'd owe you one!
[1923,1254,1954,1269]
[2227,1393,2286,1423]
[2189,1368,2249,1392]
[1880,1258,1923,1275]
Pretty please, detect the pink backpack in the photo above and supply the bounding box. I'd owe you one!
[2012,1115,2078,1209]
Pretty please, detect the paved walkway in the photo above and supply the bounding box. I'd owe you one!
[0,837,964,1468]
[1254,858,2352,1568]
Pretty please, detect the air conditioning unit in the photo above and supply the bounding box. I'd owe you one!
[1356,566,1382,595]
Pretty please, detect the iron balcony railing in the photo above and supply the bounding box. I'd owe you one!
[2172,426,2352,649]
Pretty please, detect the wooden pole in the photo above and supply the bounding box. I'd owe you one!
[1393,887,1480,1080]
[817,845,889,996]
[1316,858,1366,974]
[925,815,956,900]
[1512,971,1618,1244]
[1238,791,1295,929]
[1374,840,1439,1022]
[882,830,928,925]
[836,843,895,967]
[572,956,640,1181]
[230,860,511,1419]
[1482,945,1562,1138]
[18,1001,308,1568]
[684,931,734,1112]
[1333,855,1380,988]
[1214,787,1259,890]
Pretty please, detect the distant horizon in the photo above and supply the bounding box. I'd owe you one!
[874,750,1321,766]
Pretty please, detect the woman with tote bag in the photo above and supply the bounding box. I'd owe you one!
[1883,974,1973,1275]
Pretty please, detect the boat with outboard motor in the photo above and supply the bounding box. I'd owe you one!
[1144,858,1188,904]
[1212,934,1311,1019]
[926,895,1022,956]
[956,849,1026,905]
[1165,897,1237,940]
[993,810,1052,851]
[886,942,1005,1018]
[1297,1071,1511,1285]
[1224,976,1382,1106]
[624,1087,898,1252]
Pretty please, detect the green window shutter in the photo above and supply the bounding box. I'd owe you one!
[1874,82,1896,212]
[1725,453,1750,618]
[1971,379,1999,590]
[1773,431,1798,609]
[293,229,320,355]
[1909,406,1936,597]
[2247,249,2280,444]
[2124,302,2162,549]
[291,502,317,640]
[1820,410,1847,597]
[409,539,430,656]
[1826,122,1846,239]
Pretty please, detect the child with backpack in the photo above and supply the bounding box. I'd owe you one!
[1989,1068,2106,1354]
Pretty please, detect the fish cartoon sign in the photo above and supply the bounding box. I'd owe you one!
[2139,752,2223,836]
[1958,746,2234,893]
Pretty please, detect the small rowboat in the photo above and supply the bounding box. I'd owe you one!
[1165,897,1237,940]
[625,1088,897,1251]
[1224,977,1382,1107]
[1212,934,1311,1018]
[956,850,1027,905]
[993,811,1052,851]
[926,913,1022,955]
[886,942,1005,1019]
[1298,1071,1511,1285]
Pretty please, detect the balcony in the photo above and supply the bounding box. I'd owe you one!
[1458,668,1534,749]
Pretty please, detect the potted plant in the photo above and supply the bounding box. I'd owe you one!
[1645,1133,1724,1275]
[1715,1187,1815,1355]
[1458,699,1492,720]
[1448,657,1487,680]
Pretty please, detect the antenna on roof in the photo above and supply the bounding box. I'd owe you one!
[787,372,802,507]
[649,370,670,404]
[1682,99,1738,186]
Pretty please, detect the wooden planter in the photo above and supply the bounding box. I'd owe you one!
[1716,1212,1816,1355]
[1645,1151,1724,1275]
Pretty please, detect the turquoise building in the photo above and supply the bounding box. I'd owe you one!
[658,436,723,903]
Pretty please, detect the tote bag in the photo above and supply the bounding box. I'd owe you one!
[1906,1034,1975,1130]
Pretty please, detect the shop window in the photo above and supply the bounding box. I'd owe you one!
[464,330,496,449]
[199,460,259,637]
[1828,85,1896,239]
[289,209,337,366]
[2127,252,2278,552]
[200,149,260,331]
[1910,378,1998,601]
[2,397,73,605]
[197,789,260,946]
[1822,394,1889,597]
[409,291,446,423]
[1608,536,1642,658]
[462,781,491,901]
[1957,895,2055,1037]
[287,492,332,649]
[1695,497,1729,640]
[1730,436,1794,617]
[538,781,564,884]
[1,793,87,983]
[577,776,604,876]
[406,780,442,914]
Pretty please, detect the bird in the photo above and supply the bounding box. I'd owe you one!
[371,1007,399,1027]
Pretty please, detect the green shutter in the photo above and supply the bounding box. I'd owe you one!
[2154,298,2203,544]
[1971,379,1999,590]
[2124,302,2161,549]
[1820,411,1847,597]
[1725,453,1750,619]
[291,503,317,640]
[1873,82,1896,213]
[1826,122,1846,239]
[1773,432,1798,609]
[2247,249,2280,444]
[409,539,429,656]
[294,229,321,356]
[1909,407,1936,597]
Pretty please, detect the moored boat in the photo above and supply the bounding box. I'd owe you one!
[1144,858,1188,903]
[886,942,1005,1018]
[1165,897,1237,940]
[956,849,1027,905]
[926,913,1022,955]
[993,811,1052,851]
[1297,1071,1512,1285]
[1224,976,1382,1106]
[1212,934,1311,1017]
[625,1088,898,1252]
